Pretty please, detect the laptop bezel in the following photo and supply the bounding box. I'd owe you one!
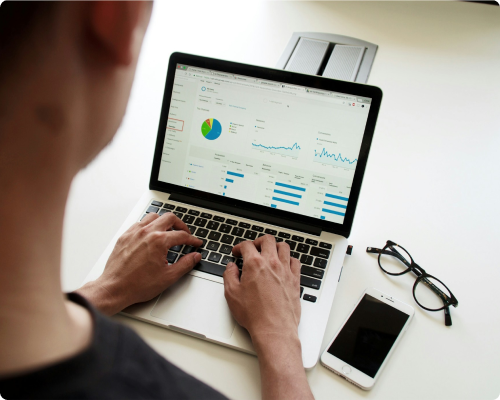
[149,52,382,238]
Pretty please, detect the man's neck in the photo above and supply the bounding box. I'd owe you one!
[0,148,92,377]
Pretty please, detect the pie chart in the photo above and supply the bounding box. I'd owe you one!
[201,118,222,140]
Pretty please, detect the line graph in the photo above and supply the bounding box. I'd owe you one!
[313,148,358,169]
[252,142,301,158]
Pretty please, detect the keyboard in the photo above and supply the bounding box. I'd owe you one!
[143,200,334,304]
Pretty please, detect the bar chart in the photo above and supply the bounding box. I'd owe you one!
[271,182,306,208]
[320,193,348,219]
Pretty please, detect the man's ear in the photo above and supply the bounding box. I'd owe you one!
[88,1,144,66]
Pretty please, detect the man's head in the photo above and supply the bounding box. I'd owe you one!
[0,1,152,183]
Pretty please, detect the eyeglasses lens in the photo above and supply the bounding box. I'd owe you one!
[379,245,412,274]
[414,277,451,310]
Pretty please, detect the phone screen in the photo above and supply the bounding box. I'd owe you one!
[327,294,409,378]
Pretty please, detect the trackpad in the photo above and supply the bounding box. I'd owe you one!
[151,275,236,339]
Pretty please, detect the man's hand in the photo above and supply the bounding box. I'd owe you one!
[77,212,202,315]
[223,235,301,339]
[224,235,314,400]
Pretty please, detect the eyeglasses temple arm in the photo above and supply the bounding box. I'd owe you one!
[366,247,382,254]
[444,306,452,326]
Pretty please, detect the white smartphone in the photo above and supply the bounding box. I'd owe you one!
[321,288,414,390]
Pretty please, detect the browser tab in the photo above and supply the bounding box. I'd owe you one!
[306,88,331,96]
[281,84,305,92]
[259,80,281,88]
[210,71,233,79]
[333,93,356,101]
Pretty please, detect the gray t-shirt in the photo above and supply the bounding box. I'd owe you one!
[0,293,228,399]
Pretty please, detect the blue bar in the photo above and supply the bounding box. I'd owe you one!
[225,178,234,183]
[322,208,345,216]
[324,201,347,209]
[272,197,299,206]
[271,204,277,208]
[227,171,244,178]
[325,193,349,201]
[320,216,326,220]
[273,189,302,199]
[224,185,227,189]
[275,182,306,192]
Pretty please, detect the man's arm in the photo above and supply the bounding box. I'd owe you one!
[76,212,202,316]
[224,236,314,400]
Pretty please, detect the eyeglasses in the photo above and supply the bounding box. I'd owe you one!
[366,240,458,326]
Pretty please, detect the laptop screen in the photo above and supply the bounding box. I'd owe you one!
[158,64,372,225]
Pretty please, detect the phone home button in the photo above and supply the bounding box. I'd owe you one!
[342,366,352,375]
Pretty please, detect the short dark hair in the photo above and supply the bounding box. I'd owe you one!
[0,1,57,78]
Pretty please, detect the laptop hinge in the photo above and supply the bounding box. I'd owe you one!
[169,193,322,236]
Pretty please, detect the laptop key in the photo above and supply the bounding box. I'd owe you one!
[300,276,322,290]
[221,234,234,244]
[220,244,232,254]
[170,245,182,252]
[166,251,178,264]
[300,255,313,265]
[213,216,225,222]
[182,246,196,254]
[238,222,251,229]
[276,237,284,242]
[251,225,264,232]
[187,225,196,234]
[265,228,277,235]
[292,235,304,242]
[197,249,209,260]
[188,210,200,216]
[301,266,323,279]
[206,221,220,230]
[173,212,184,218]
[300,286,304,298]
[278,232,291,239]
[303,294,317,303]
[226,219,238,225]
[236,259,244,269]
[176,207,188,213]
[182,215,195,224]
[297,244,310,254]
[313,258,328,269]
[291,251,300,259]
[146,205,159,214]
[310,247,330,259]
[258,233,265,237]
[199,239,207,249]
[233,237,245,246]
[194,218,207,227]
[163,203,175,210]
[193,259,226,277]
[219,224,232,233]
[208,252,222,263]
[221,256,235,265]
[319,242,332,249]
[201,212,212,219]
[231,227,245,237]
[195,228,209,238]
[285,240,296,251]
[206,241,220,252]
[207,231,221,241]
[305,238,318,246]
[151,201,163,207]
[159,209,170,216]
[244,230,257,240]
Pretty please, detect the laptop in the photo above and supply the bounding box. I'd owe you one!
[83,52,382,369]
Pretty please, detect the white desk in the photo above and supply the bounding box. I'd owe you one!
[62,2,500,399]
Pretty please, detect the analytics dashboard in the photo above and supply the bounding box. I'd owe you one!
[158,64,372,224]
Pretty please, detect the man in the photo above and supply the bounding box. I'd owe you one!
[0,2,314,399]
